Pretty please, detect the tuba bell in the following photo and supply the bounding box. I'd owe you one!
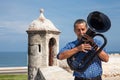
[67,11,111,72]
[87,11,111,36]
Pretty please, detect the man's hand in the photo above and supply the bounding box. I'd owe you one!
[77,43,92,52]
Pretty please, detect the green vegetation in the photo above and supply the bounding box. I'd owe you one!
[0,74,27,80]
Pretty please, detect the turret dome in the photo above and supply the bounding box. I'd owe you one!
[28,9,59,32]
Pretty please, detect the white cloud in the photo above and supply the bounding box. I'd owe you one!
[0,21,29,35]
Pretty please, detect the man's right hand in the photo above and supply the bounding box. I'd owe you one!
[77,43,92,52]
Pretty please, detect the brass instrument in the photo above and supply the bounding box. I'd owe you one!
[67,11,111,72]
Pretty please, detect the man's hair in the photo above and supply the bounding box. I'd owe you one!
[74,19,87,29]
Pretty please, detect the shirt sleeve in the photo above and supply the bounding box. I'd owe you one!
[57,42,72,59]
[94,39,106,52]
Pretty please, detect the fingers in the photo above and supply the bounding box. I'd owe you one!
[84,44,92,50]
[77,43,92,52]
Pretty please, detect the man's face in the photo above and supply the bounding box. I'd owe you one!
[74,23,87,40]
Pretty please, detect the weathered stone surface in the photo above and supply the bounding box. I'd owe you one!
[27,9,60,80]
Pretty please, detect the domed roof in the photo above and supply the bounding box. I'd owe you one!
[28,9,60,32]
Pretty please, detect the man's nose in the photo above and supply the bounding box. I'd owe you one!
[80,30,84,34]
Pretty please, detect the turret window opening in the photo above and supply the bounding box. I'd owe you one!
[38,44,41,53]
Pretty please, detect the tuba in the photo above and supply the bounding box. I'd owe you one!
[67,11,111,72]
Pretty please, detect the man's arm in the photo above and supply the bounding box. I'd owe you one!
[58,43,92,60]
[58,47,79,60]
[98,50,109,62]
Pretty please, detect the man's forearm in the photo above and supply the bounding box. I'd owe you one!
[98,50,109,62]
[58,47,79,60]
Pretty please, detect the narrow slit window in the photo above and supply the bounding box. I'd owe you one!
[38,44,41,52]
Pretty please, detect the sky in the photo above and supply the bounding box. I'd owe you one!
[0,0,120,52]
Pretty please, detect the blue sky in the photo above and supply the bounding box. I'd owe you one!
[0,0,120,52]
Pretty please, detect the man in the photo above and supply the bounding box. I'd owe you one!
[57,19,109,80]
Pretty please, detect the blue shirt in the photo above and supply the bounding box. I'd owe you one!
[57,39,104,78]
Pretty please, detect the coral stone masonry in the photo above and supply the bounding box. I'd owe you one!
[26,9,60,80]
